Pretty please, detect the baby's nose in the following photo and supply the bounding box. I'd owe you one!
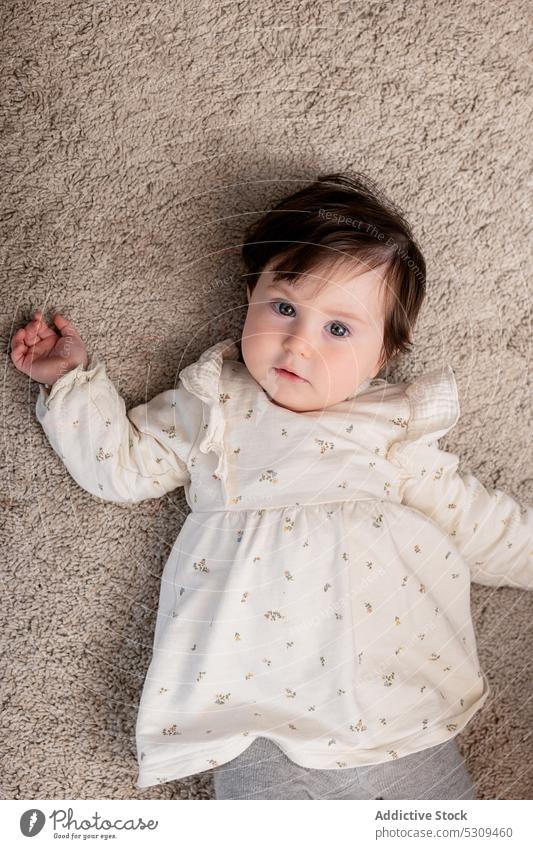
[283,332,313,359]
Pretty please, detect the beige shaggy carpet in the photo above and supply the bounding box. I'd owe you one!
[1,0,531,800]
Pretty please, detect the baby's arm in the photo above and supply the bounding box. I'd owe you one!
[36,360,198,503]
[11,311,198,503]
[390,441,533,589]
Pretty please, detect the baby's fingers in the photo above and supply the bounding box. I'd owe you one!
[11,326,27,350]
[10,336,29,370]
[25,312,55,345]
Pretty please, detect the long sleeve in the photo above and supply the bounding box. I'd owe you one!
[35,357,202,504]
[386,366,533,589]
[389,441,533,589]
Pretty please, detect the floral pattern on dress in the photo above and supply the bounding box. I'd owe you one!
[34,337,531,789]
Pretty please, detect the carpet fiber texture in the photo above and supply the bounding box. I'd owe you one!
[1,0,531,799]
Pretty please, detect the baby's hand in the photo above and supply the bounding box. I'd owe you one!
[10,311,89,386]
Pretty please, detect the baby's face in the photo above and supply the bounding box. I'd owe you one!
[241,257,390,412]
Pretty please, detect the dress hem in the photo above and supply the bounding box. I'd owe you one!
[135,679,490,789]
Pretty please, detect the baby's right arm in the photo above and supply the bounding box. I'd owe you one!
[11,312,196,503]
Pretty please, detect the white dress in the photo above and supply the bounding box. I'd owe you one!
[35,337,533,788]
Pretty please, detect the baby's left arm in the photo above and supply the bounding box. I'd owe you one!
[389,440,533,589]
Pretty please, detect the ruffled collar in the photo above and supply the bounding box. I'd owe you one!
[178,338,240,403]
[179,338,378,484]
[177,338,459,487]
[178,339,240,484]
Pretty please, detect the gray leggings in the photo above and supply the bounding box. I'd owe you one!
[213,736,476,800]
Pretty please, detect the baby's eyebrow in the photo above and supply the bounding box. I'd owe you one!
[266,282,369,324]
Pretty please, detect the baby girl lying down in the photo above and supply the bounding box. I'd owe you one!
[11,172,532,800]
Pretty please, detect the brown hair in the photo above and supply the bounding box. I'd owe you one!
[240,172,426,374]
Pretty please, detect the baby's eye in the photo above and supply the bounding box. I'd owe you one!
[270,302,351,338]
[327,321,350,338]
[271,301,296,317]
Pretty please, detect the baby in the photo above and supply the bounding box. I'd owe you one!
[11,172,532,800]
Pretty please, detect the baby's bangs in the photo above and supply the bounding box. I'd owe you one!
[266,240,396,291]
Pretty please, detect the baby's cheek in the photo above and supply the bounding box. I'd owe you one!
[326,347,357,381]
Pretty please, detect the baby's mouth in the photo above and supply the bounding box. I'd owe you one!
[273,367,308,383]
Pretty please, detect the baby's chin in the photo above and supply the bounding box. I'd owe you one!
[263,380,347,413]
